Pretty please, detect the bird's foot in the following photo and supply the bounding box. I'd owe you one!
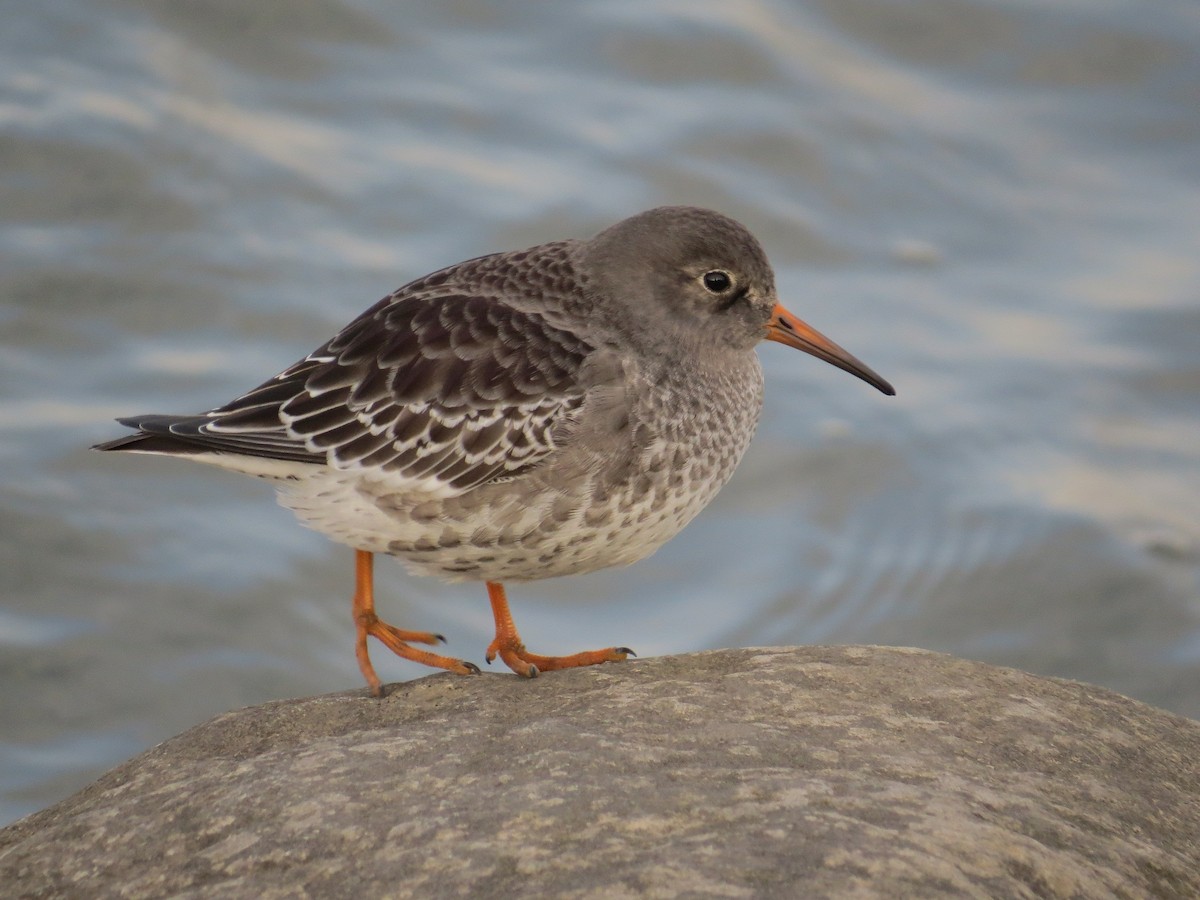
[356,611,480,698]
[484,638,634,678]
[483,581,633,678]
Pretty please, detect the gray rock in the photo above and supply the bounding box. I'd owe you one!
[2,646,1198,898]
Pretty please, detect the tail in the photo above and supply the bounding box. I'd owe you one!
[93,413,321,464]
[92,414,324,479]
[92,415,211,456]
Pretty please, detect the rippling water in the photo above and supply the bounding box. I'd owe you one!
[2,0,1198,825]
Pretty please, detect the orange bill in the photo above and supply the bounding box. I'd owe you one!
[765,303,895,396]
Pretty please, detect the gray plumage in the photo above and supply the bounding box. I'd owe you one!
[96,206,893,585]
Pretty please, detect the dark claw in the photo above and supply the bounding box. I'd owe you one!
[616,647,636,657]
[527,664,540,678]
[463,661,482,674]
[434,634,447,644]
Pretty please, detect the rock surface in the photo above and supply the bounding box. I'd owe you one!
[2,646,1199,898]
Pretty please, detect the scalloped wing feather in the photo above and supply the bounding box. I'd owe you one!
[186,287,594,496]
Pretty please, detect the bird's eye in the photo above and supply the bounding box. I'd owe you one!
[702,270,733,294]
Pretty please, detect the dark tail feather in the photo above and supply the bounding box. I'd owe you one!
[92,430,205,456]
[92,414,321,463]
[92,414,208,455]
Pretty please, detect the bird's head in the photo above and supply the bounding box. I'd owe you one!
[580,206,894,396]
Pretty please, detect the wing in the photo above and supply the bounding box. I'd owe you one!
[124,281,598,497]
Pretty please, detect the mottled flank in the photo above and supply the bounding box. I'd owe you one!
[4,648,1198,898]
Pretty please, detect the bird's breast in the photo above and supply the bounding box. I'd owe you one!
[600,355,766,548]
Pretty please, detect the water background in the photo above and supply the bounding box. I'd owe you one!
[3,0,1199,825]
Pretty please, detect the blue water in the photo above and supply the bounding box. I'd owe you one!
[2,0,1199,825]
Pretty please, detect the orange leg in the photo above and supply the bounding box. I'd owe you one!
[352,549,479,696]
[484,581,633,678]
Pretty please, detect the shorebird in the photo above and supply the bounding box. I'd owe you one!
[95,206,894,695]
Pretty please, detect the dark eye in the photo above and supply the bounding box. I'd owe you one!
[702,270,733,294]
